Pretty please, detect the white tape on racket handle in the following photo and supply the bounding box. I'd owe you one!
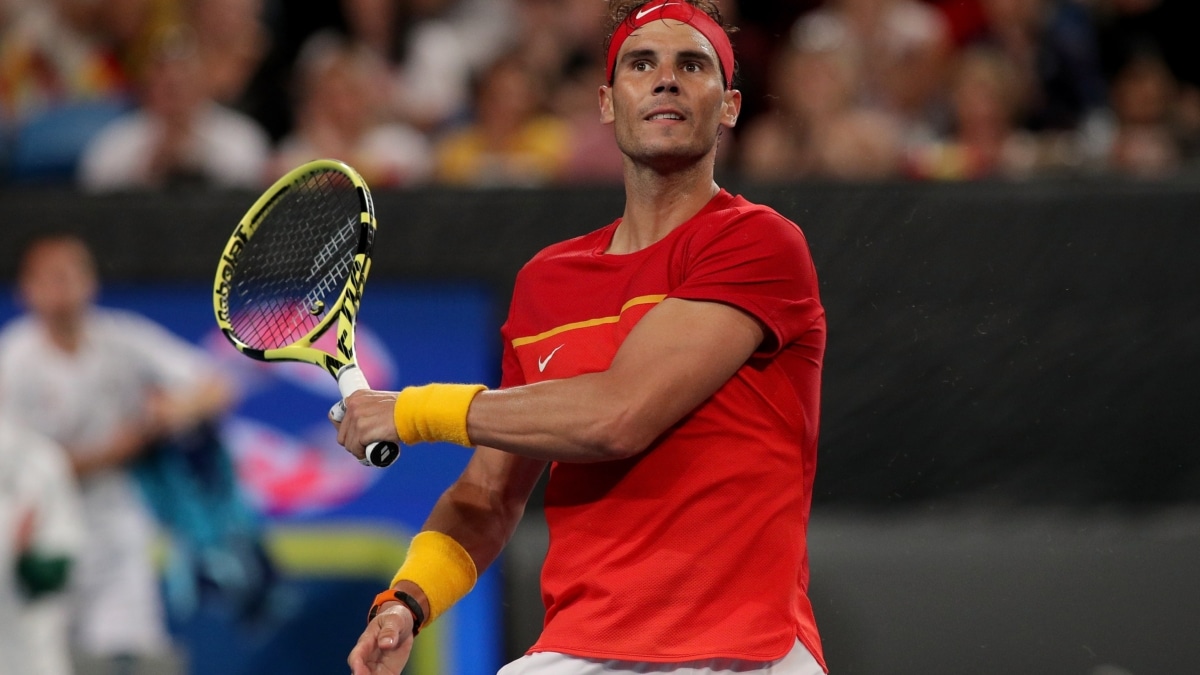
[335,364,401,468]
[336,363,371,398]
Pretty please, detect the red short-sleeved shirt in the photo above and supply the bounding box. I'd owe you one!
[500,190,826,668]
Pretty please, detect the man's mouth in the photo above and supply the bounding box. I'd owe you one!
[647,112,685,121]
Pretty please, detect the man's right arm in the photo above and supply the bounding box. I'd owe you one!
[374,446,546,634]
[350,446,544,674]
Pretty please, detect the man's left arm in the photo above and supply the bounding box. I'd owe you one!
[145,373,236,438]
[339,296,763,463]
[132,314,238,437]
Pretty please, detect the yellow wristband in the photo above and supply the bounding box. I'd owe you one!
[393,383,486,447]
[390,531,478,624]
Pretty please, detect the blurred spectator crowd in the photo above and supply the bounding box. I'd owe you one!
[1,0,1197,189]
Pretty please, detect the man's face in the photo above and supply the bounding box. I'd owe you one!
[143,52,206,122]
[600,18,740,171]
[18,240,98,326]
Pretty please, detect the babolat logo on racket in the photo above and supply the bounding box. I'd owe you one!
[214,225,251,324]
[336,259,365,361]
[322,354,343,378]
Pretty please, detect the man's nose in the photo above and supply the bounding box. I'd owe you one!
[653,69,680,94]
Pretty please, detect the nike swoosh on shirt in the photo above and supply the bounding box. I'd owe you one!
[636,2,677,20]
[538,344,565,372]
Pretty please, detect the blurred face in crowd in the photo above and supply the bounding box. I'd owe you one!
[191,0,268,103]
[18,238,98,329]
[777,47,855,123]
[600,18,740,172]
[309,48,381,134]
[1111,56,1174,126]
[952,49,1020,138]
[476,57,541,138]
[143,38,207,121]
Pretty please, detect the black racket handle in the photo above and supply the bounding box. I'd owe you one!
[366,440,400,468]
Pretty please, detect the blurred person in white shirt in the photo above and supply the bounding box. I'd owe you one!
[0,418,84,675]
[0,233,235,674]
[77,25,270,191]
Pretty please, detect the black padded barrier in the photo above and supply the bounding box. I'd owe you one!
[3,180,1198,509]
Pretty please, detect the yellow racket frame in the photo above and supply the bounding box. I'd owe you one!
[213,158,376,378]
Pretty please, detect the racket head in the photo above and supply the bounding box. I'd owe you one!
[213,159,376,378]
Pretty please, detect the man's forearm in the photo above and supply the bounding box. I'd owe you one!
[155,375,236,436]
[68,423,152,477]
[465,374,659,463]
[421,465,534,574]
[389,449,545,624]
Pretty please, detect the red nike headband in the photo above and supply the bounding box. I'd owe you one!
[606,2,735,89]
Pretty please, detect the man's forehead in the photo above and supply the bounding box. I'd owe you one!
[619,19,718,60]
[23,240,93,272]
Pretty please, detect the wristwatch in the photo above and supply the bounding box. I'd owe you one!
[367,589,426,636]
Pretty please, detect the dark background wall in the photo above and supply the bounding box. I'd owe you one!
[4,179,1198,509]
[4,180,1199,673]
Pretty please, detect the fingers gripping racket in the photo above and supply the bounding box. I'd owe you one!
[213,159,399,468]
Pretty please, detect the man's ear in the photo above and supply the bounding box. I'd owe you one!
[599,85,615,124]
[721,88,742,128]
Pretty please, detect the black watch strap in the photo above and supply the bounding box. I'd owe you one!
[368,589,427,636]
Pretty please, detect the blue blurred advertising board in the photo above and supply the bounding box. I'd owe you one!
[0,280,505,675]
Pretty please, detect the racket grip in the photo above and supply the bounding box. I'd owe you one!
[335,364,401,468]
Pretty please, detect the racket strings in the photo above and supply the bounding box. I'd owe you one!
[226,169,362,350]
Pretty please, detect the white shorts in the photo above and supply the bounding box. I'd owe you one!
[497,639,825,675]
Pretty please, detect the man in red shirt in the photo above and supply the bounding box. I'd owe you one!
[337,2,828,673]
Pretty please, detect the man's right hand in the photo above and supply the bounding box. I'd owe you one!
[348,602,416,675]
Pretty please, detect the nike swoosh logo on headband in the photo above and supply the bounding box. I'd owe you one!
[636,2,678,20]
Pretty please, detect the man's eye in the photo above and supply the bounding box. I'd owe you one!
[634,61,651,71]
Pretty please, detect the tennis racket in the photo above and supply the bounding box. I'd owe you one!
[213,158,399,468]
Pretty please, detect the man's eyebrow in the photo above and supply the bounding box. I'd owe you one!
[620,47,717,65]
[620,48,659,63]
[676,48,717,67]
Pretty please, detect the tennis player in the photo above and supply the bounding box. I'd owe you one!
[0,234,236,674]
[336,2,828,673]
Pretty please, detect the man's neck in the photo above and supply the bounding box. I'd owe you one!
[608,164,720,254]
[42,316,85,354]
